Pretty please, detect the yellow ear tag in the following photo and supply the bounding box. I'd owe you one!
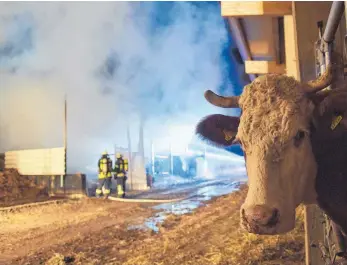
[331,115,343,130]
[223,129,234,141]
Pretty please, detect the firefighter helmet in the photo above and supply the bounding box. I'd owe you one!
[116,153,122,159]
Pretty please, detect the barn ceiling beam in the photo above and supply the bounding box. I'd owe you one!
[245,60,285,74]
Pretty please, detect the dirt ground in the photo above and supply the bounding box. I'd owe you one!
[0,185,305,265]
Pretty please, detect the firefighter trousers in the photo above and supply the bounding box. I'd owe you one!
[116,176,126,198]
[96,177,111,197]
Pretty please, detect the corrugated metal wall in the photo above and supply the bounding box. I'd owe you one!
[5,147,65,175]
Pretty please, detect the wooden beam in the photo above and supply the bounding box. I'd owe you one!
[242,17,277,60]
[284,15,300,79]
[245,60,285,74]
[227,18,256,81]
[221,1,292,17]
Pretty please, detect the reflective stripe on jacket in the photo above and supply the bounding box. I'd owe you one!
[98,157,112,179]
[114,158,128,177]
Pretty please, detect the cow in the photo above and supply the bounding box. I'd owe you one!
[195,66,347,236]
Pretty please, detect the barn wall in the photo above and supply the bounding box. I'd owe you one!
[5,147,66,175]
[294,1,346,82]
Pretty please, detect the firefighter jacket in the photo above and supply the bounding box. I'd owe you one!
[98,156,113,179]
[114,157,128,178]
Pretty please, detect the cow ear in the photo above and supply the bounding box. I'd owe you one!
[310,88,347,135]
[196,114,240,147]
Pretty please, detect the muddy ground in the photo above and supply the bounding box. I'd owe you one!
[0,185,305,265]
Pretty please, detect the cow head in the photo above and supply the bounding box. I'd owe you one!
[196,66,334,235]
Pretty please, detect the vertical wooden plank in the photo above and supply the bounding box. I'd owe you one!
[284,7,313,265]
[304,206,313,265]
[284,4,317,265]
[284,14,300,79]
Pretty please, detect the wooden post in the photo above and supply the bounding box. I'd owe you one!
[304,206,312,265]
[284,7,318,265]
[284,14,300,79]
[63,95,67,194]
[285,11,315,265]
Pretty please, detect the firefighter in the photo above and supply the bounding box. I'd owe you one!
[113,153,128,198]
[95,151,113,199]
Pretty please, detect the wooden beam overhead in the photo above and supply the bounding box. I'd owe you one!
[245,60,286,74]
[221,2,292,17]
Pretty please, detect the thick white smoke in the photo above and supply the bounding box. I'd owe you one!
[0,2,237,173]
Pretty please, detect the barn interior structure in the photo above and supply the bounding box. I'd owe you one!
[221,1,347,265]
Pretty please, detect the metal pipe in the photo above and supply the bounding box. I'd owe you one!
[323,1,345,43]
[227,18,256,81]
[344,2,347,67]
[321,1,344,91]
[126,124,133,190]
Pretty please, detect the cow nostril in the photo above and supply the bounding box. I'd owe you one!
[266,208,279,227]
[242,205,280,228]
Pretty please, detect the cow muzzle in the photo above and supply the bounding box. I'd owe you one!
[241,204,281,234]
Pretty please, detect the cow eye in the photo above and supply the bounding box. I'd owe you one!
[294,130,305,147]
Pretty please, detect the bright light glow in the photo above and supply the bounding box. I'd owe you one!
[168,124,195,154]
[152,123,195,154]
[155,155,169,159]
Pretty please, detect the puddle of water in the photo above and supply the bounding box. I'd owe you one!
[127,180,245,233]
[195,181,242,201]
[153,199,203,214]
[129,200,204,233]
[144,212,167,232]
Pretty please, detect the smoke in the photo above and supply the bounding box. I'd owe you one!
[0,2,238,173]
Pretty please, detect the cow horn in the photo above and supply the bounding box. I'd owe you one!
[204,90,240,108]
[303,64,333,93]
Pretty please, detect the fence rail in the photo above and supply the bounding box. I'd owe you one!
[29,174,87,196]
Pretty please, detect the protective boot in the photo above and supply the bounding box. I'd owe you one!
[117,184,124,198]
[95,188,103,198]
